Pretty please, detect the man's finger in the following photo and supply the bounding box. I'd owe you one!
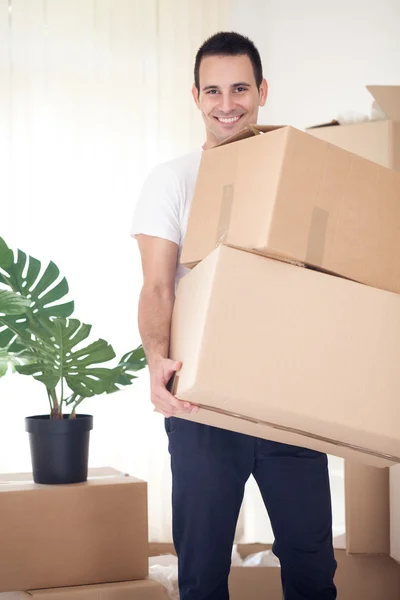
[155,387,193,412]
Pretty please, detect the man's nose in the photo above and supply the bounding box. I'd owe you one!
[219,92,235,113]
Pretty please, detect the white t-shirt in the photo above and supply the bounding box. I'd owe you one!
[131,148,203,287]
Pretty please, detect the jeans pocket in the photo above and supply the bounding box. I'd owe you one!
[164,416,179,435]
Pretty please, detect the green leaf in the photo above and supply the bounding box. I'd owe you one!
[0,348,8,377]
[0,237,13,269]
[15,317,118,398]
[102,346,147,394]
[0,241,74,351]
[0,346,33,378]
[0,289,31,316]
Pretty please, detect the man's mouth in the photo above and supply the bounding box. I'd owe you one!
[214,115,243,125]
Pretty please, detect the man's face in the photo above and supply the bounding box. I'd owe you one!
[193,54,268,148]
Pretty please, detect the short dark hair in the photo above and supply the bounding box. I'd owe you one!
[194,31,263,92]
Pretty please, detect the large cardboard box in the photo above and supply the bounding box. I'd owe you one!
[390,464,400,562]
[25,581,169,600]
[181,124,400,295]
[170,245,400,468]
[307,85,400,171]
[149,543,400,600]
[0,468,148,592]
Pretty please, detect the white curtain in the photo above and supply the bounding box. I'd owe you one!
[0,0,230,542]
[0,0,346,544]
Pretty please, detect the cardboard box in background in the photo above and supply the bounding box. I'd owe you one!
[0,469,148,592]
[181,124,400,295]
[230,546,400,600]
[149,543,400,600]
[25,581,169,600]
[170,245,400,467]
[344,462,389,555]
[390,464,400,562]
[230,548,400,600]
[307,86,400,171]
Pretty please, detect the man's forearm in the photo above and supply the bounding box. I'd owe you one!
[138,286,175,369]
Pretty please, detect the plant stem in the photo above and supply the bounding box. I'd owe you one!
[46,388,53,413]
[59,377,64,415]
[49,388,61,419]
[70,395,84,419]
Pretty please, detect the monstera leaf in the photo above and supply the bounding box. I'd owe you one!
[0,289,31,316]
[0,236,74,350]
[0,345,31,378]
[0,289,31,377]
[101,346,147,394]
[15,318,118,396]
[0,237,13,269]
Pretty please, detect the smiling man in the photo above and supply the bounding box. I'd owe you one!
[131,32,337,600]
[193,50,267,147]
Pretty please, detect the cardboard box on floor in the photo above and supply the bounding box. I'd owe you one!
[307,86,400,171]
[344,462,389,555]
[0,468,148,593]
[149,543,400,600]
[181,123,400,295]
[169,245,400,468]
[25,581,169,600]
[390,464,400,562]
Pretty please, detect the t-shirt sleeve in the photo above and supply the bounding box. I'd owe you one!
[130,163,181,245]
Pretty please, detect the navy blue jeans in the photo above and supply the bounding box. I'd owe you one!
[166,418,337,600]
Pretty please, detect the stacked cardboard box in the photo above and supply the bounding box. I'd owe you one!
[170,124,400,466]
[168,121,400,591]
[0,468,168,599]
[307,86,400,171]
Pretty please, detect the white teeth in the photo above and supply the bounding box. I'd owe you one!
[217,116,241,123]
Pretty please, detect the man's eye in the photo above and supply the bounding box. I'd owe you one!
[236,87,247,93]
[206,89,218,95]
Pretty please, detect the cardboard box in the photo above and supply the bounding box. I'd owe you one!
[0,468,148,592]
[344,462,389,555]
[149,543,400,600]
[307,86,400,171]
[390,464,400,562]
[25,581,169,600]
[170,245,400,468]
[181,124,400,295]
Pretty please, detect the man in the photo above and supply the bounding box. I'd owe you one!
[132,31,337,600]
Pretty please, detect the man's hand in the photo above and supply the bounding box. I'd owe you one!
[150,358,198,418]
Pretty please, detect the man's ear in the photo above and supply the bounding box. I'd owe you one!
[192,83,200,109]
[259,78,268,107]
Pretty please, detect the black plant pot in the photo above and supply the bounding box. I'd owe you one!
[25,414,93,485]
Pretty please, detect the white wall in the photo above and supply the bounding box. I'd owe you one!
[232,0,400,128]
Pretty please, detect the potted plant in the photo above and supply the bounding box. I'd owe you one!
[0,236,146,485]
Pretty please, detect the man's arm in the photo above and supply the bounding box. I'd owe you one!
[137,234,197,417]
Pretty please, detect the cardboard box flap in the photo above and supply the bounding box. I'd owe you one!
[306,120,340,130]
[217,124,284,146]
[367,85,400,121]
